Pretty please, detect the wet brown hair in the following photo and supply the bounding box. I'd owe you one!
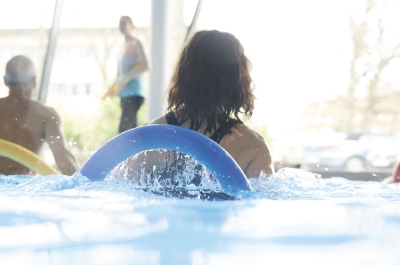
[167,30,255,133]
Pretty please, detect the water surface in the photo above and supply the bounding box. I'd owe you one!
[0,168,399,265]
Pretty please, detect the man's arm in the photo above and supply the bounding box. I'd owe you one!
[44,108,80,175]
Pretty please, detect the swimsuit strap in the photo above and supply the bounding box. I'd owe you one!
[165,112,239,144]
[166,112,180,126]
[209,119,240,144]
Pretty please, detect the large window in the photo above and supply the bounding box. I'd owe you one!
[1,0,399,173]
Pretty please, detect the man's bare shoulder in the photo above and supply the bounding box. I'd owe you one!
[29,100,58,116]
[0,96,57,117]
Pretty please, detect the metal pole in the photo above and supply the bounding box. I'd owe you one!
[38,0,63,103]
[184,0,204,44]
[148,0,169,120]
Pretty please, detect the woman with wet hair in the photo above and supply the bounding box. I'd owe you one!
[148,30,273,178]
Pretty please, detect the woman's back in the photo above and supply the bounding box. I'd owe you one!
[148,114,273,178]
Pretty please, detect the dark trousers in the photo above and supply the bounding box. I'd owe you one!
[119,96,145,133]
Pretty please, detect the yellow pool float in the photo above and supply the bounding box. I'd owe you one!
[0,139,60,176]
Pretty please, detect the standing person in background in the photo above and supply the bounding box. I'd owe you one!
[0,55,79,175]
[103,16,149,133]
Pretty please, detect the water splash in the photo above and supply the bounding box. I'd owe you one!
[106,149,230,200]
[0,173,89,194]
[247,168,400,201]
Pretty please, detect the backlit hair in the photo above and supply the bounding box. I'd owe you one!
[167,30,255,133]
[120,16,134,27]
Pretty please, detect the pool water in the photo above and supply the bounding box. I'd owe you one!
[0,168,400,265]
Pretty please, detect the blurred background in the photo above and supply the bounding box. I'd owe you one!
[1,0,400,177]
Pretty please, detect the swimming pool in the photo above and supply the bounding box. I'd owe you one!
[0,168,399,265]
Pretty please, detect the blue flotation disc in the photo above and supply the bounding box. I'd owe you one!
[80,124,252,196]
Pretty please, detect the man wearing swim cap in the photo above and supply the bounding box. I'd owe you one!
[0,55,79,175]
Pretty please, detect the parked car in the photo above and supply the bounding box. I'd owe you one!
[365,145,400,173]
[300,132,400,173]
[274,136,315,169]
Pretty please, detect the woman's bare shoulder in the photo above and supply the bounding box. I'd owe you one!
[221,123,273,178]
[229,123,266,144]
[146,115,168,125]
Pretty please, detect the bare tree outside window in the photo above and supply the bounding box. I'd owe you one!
[86,27,120,90]
[341,0,400,133]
